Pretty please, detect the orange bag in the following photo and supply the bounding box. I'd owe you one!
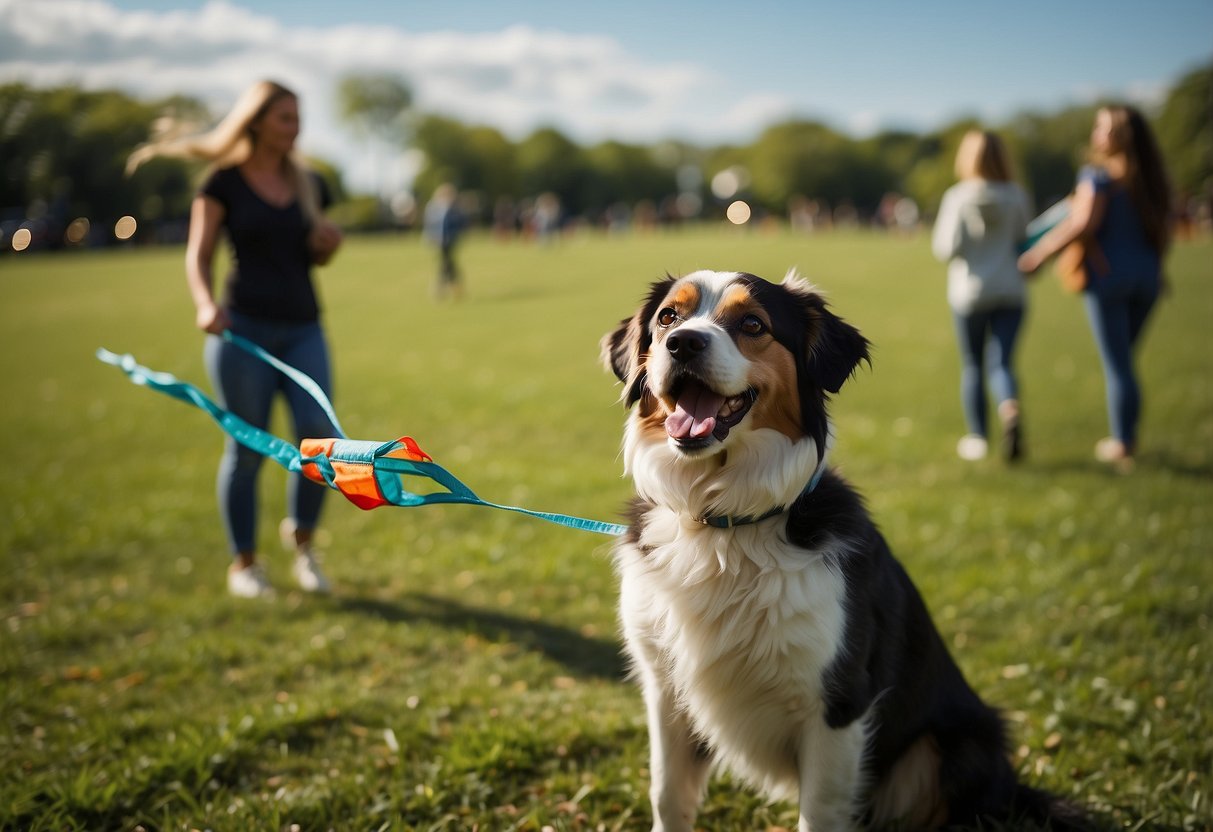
[1056,238,1108,294]
[1056,239,1089,293]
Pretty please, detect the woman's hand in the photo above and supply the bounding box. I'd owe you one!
[1017,248,1044,275]
[196,302,231,334]
[309,220,344,266]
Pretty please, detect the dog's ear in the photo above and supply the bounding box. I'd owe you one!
[601,315,640,383]
[781,271,870,394]
[808,308,870,394]
[601,276,676,407]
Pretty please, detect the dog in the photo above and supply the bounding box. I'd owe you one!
[601,270,1085,831]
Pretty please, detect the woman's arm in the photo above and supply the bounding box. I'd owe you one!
[1017,180,1107,273]
[930,188,963,262]
[306,171,344,266]
[184,194,230,334]
[308,219,344,266]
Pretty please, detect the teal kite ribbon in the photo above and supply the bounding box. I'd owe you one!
[96,332,628,537]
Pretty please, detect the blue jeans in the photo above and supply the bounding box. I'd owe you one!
[1083,273,1160,448]
[954,305,1024,437]
[204,313,336,556]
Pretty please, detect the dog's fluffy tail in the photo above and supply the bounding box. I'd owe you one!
[1012,784,1095,831]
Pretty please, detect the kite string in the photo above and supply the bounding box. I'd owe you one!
[224,330,346,438]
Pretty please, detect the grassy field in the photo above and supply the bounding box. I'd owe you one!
[1,227,1210,831]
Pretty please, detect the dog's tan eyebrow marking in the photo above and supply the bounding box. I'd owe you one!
[717,285,756,321]
[670,282,700,313]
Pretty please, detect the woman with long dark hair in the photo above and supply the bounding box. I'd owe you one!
[1019,105,1172,470]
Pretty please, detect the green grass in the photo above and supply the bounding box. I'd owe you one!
[1,227,1210,831]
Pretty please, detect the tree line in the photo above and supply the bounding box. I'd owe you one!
[1,62,1208,249]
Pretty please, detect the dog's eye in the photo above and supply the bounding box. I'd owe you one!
[739,314,767,336]
[657,308,678,327]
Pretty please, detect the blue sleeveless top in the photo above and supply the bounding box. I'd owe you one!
[1080,165,1161,291]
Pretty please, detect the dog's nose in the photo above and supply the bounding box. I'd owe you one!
[667,330,708,363]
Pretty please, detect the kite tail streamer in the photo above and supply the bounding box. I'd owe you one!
[96,335,627,537]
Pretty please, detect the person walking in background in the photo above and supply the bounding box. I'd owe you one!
[128,79,344,597]
[1018,105,1172,471]
[424,183,465,300]
[932,130,1032,462]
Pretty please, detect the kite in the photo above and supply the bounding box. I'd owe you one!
[96,331,627,537]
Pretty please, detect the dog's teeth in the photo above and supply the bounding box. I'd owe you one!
[719,396,744,418]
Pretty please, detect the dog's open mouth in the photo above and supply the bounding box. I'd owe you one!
[664,378,756,447]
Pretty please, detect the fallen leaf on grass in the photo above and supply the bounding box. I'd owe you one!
[114,671,146,691]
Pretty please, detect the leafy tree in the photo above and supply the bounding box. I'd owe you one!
[1154,62,1212,202]
[1005,105,1099,210]
[745,120,845,211]
[0,84,200,244]
[516,127,587,209]
[740,120,901,216]
[702,144,748,197]
[5,61,1208,240]
[337,73,414,145]
[581,140,677,218]
[860,130,932,182]
[902,119,978,215]
[336,73,415,200]
[411,116,518,213]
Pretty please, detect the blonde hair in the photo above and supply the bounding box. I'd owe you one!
[126,79,321,224]
[954,130,1015,182]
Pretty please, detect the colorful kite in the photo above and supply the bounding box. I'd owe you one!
[96,332,626,537]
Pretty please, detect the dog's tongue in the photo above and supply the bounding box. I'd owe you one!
[665,381,725,440]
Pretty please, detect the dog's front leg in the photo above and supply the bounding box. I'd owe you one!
[796,717,866,832]
[640,669,710,832]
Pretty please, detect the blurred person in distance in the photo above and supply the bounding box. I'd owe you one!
[423,182,465,300]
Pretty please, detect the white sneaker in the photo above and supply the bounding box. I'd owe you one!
[1094,437,1130,462]
[279,517,298,550]
[956,434,989,461]
[1094,437,1135,473]
[228,563,274,598]
[293,548,331,594]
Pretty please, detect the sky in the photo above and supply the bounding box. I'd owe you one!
[2,0,1210,193]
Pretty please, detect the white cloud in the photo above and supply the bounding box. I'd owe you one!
[714,93,797,139]
[843,110,883,138]
[1122,79,1171,109]
[0,0,766,192]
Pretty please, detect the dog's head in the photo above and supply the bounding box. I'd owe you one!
[602,270,869,488]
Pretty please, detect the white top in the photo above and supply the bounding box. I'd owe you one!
[931,179,1031,314]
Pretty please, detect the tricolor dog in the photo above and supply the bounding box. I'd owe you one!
[601,270,1084,830]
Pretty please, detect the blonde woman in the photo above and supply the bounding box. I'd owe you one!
[1018,106,1171,469]
[129,80,343,597]
[932,130,1032,461]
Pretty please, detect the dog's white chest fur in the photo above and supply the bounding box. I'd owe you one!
[617,506,848,798]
